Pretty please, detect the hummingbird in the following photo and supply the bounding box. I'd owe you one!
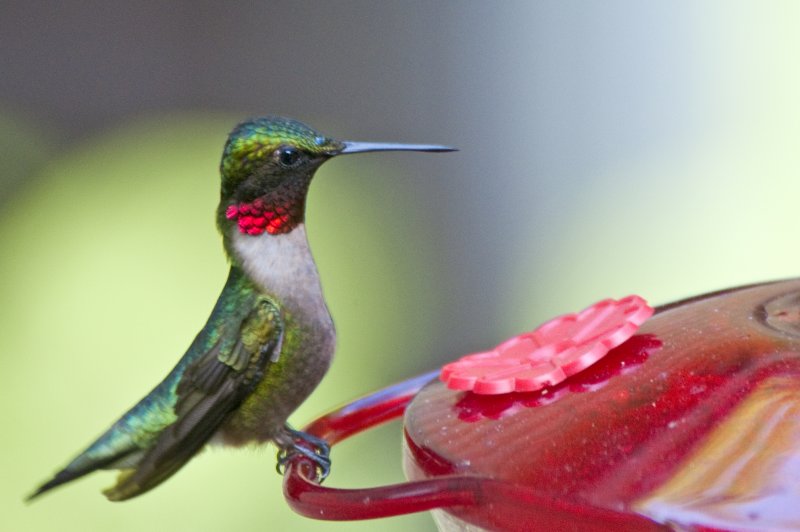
[29,116,455,501]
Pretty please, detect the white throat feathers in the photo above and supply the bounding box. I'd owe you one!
[231,224,329,324]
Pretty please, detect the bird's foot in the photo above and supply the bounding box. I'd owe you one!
[276,427,331,482]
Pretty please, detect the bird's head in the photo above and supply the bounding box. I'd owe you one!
[218,116,454,237]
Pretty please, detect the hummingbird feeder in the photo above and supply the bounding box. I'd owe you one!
[282,279,800,531]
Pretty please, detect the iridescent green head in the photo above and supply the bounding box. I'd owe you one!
[221,117,342,187]
[218,116,455,237]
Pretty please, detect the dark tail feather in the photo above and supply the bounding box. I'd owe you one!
[27,450,133,502]
[27,468,89,501]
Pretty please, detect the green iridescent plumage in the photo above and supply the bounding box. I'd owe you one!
[32,268,278,500]
[221,117,342,183]
[30,117,455,501]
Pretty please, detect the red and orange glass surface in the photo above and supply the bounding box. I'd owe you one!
[285,280,800,531]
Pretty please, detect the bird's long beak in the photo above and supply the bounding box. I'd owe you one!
[337,141,457,155]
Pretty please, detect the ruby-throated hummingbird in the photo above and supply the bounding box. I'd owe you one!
[29,117,455,501]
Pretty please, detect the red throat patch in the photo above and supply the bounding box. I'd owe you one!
[225,197,298,236]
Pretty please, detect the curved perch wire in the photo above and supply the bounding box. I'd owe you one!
[281,370,663,531]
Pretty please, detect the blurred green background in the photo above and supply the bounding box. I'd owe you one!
[2,2,799,531]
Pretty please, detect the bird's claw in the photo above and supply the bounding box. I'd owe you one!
[276,428,331,482]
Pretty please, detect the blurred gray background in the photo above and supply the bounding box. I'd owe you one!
[2,2,799,531]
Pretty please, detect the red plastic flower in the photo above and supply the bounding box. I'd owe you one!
[440,296,653,394]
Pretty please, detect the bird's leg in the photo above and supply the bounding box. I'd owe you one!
[275,425,331,482]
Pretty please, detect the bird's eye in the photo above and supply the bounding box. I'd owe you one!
[274,146,302,168]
